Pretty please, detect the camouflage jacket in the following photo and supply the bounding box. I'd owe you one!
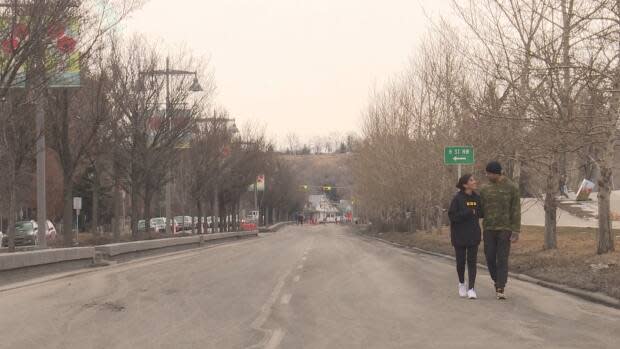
[480,177,521,232]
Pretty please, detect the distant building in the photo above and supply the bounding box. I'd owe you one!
[305,194,339,223]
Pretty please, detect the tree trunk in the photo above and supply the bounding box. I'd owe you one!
[597,163,614,254]
[213,187,219,233]
[191,204,196,235]
[6,170,17,252]
[130,185,139,240]
[197,199,203,234]
[91,166,100,237]
[143,185,153,240]
[543,160,559,250]
[112,172,122,242]
[63,177,74,247]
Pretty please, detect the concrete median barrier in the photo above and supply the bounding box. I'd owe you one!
[95,231,258,259]
[0,231,258,287]
[0,247,95,271]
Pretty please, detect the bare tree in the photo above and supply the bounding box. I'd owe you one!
[0,91,35,251]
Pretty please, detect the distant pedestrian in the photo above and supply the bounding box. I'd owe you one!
[297,213,304,225]
[448,174,482,300]
[480,161,521,300]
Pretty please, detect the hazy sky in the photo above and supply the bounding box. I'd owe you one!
[125,0,451,143]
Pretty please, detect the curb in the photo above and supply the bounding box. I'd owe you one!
[367,235,620,309]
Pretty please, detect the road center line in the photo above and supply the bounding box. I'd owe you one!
[280,293,292,304]
[264,328,285,349]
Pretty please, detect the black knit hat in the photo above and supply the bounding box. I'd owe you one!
[486,161,502,175]
[456,174,473,191]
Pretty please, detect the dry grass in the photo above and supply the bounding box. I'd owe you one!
[365,226,620,299]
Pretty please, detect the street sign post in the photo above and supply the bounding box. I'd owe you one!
[73,197,82,244]
[444,146,475,178]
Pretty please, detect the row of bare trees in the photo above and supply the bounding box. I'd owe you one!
[354,0,620,254]
[284,131,357,155]
[0,1,304,251]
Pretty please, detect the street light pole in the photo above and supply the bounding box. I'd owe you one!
[35,90,47,248]
[140,57,202,235]
[164,57,173,235]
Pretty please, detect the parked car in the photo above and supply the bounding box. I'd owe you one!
[174,216,193,232]
[138,217,168,233]
[1,220,57,247]
[150,217,167,233]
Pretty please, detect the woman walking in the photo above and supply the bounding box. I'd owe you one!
[448,174,482,299]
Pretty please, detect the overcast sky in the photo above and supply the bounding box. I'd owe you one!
[125,0,451,144]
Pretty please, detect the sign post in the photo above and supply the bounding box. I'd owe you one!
[73,197,82,245]
[444,146,475,179]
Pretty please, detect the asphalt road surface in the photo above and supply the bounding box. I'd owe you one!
[0,225,618,348]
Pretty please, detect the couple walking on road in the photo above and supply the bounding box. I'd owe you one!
[448,161,521,300]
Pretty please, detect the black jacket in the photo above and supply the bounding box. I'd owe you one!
[448,191,482,247]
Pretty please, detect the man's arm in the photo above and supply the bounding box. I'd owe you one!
[510,184,521,233]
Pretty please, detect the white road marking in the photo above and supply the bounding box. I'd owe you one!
[297,265,303,270]
[293,275,300,283]
[302,256,307,261]
[245,268,293,349]
[280,293,292,304]
[265,328,285,349]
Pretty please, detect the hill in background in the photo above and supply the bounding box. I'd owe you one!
[280,153,353,200]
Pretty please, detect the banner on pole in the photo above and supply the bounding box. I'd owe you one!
[0,16,80,89]
[0,17,28,88]
[256,174,265,191]
[48,19,80,88]
[248,175,266,192]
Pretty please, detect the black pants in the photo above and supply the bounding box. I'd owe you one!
[454,245,478,289]
[484,230,512,290]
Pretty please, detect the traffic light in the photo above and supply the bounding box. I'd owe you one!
[300,185,309,192]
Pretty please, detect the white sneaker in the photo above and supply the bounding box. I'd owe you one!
[467,289,477,299]
[458,283,467,297]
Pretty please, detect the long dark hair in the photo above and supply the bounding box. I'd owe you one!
[456,174,473,191]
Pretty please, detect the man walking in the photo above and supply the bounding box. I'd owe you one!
[480,161,521,300]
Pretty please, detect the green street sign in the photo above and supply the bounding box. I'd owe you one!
[444,146,474,165]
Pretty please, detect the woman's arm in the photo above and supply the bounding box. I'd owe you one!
[448,195,473,223]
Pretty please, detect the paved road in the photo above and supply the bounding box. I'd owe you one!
[0,225,618,348]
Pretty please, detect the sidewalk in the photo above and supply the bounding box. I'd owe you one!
[521,197,620,228]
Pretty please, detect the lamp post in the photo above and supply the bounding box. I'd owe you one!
[140,57,202,235]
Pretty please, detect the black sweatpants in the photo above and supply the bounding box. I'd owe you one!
[454,245,478,289]
[484,230,512,290]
